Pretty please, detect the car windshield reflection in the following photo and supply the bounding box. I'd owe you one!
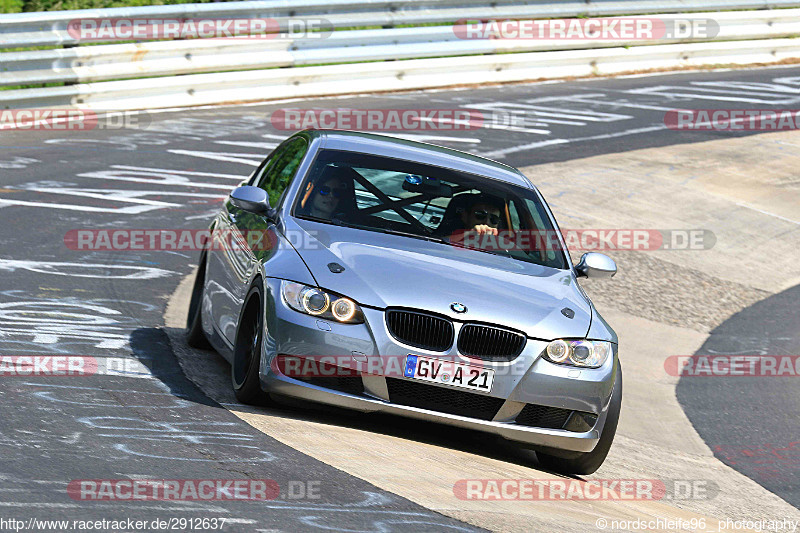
[293,149,568,269]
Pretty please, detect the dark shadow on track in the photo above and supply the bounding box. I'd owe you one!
[130,327,219,408]
[128,327,485,532]
[676,284,800,508]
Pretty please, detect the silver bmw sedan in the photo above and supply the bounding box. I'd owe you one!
[186,129,621,475]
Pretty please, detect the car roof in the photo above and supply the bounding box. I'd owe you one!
[303,129,533,189]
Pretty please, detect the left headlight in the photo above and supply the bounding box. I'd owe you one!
[281,281,364,324]
[543,339,612,368]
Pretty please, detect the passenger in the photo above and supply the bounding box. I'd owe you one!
[298,167,352,220]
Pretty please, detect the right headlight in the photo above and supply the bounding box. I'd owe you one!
[544,339,612,368]
[281,281,364,324]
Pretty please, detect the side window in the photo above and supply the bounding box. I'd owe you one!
[521,197,558,262]
[247,153,275,186]
[257,138,308,207]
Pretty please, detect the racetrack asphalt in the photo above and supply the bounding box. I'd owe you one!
[1,64,799,530]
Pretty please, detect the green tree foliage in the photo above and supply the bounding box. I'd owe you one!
[1,0,24,13]
[6,0,214,13]
[264,144,306,207]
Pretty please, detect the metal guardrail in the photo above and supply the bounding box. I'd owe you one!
[2,10,799,87]
[3,0,800,48]
[3,38,798,110]
[1,1,800,110]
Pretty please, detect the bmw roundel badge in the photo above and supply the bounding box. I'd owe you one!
[451,302,467,313]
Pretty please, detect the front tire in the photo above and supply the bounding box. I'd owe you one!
[536,361,622,475]
[186,254,211,349]
[232,279,270,405]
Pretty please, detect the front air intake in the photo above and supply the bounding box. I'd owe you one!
[457,324,526,361]
[386,309,454,352]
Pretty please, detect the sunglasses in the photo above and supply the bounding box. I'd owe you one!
[473,210,501,225]
[317,185,346,198]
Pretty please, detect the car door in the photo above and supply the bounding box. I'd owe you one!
[209,137,309,345]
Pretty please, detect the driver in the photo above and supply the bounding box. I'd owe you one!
[461,197,502,236]
[440,194,506,250]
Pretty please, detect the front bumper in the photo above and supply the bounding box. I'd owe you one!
[259,278,617,453]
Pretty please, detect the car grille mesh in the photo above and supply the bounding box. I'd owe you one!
[457,324,526,361]
[386,310,454,352]
[386,378,504,420]
[515,404,572,429]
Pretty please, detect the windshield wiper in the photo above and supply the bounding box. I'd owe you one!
[331,219,449,245]
[378,227,449,244]
[329,218,514,259]
[448,239,505,258]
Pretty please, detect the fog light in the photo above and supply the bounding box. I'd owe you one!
[563,411,598,432]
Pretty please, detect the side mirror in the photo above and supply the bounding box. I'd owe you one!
[229,186,271,215]
[575,252,617,279]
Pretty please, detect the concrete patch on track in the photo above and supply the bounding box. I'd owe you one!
[165,129,800,531]
[533,129,800,292]
[574,250,767,332]
[523,129,800,330]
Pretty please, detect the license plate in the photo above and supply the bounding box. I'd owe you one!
[403,355,494,393]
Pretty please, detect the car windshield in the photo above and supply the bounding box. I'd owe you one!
[292,149,568,269]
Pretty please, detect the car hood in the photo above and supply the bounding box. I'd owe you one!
[284,218,592,339]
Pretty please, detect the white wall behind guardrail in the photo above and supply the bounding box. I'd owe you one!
[1,0,800,110]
